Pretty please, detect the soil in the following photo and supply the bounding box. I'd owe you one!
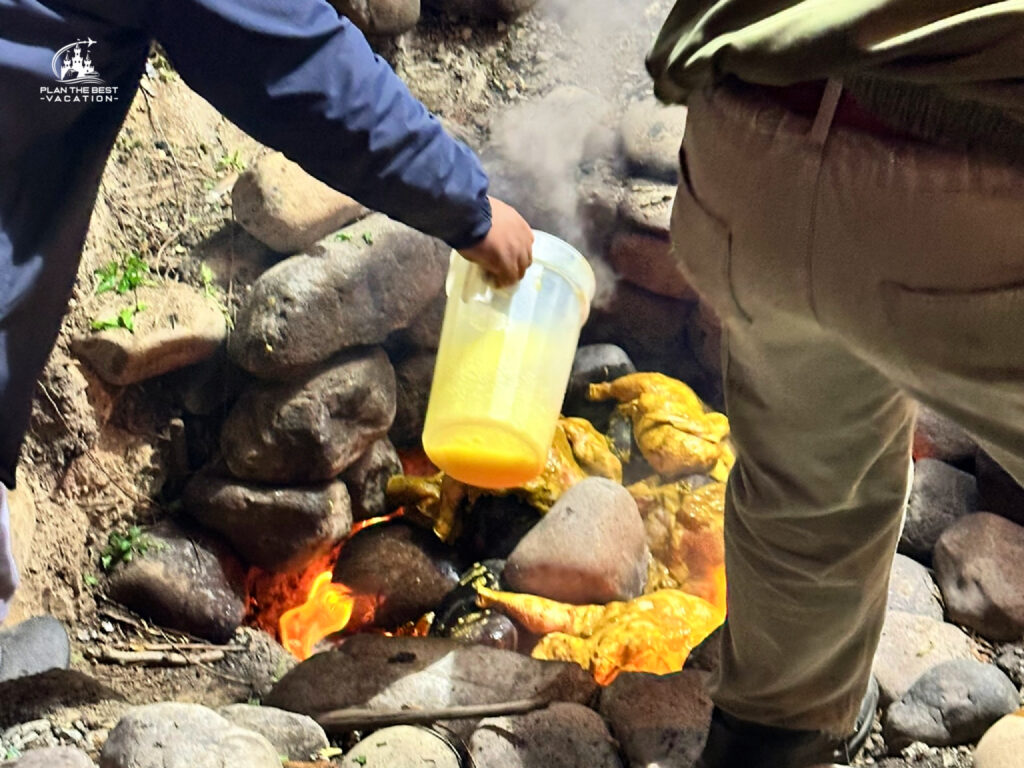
[8,3,668,711]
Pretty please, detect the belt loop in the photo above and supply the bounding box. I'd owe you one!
[810,77,843,146]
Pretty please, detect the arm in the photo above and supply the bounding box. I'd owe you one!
[144,0,505,252]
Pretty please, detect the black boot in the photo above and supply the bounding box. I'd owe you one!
[696,677,878,768]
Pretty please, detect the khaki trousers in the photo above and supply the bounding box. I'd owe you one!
[673,79,1024,735]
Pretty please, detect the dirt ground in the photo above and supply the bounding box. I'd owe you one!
[9,5,670,709]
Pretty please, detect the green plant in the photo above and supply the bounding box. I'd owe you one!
[4,747,20,761]
[91,302,146,334]
[361,231,374,245]
[216,149,246,174]
[83,573,99,587]
[94,252,152,295]
[100,526,155,572]
[334,231,352,242]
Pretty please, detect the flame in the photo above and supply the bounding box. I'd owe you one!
[279,571,356,660]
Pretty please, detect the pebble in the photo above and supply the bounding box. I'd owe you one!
[469,702,624,768]
[231,151,365,254]
[933,512,1024,641]
[326,0,421,35]
[887,554,944,621]
[600,670,712,768]
[0,617,70,683]
[883,659,1019,750]
[220,347,396,484]
[974,709,1024,768]
[505,477,650,605]
[2,746,95,767]
[342,725,460,768]
[562,344,636,431]
[217,704,328,762]
[872,610,976,705]
[898,458,978,563]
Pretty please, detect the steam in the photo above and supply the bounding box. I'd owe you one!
[486,0,669,310]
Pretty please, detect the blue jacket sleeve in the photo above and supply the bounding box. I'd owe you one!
[144,0,492,249]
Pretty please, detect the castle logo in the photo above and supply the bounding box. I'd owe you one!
[41,38,118,102]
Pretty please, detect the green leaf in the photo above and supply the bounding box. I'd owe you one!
[91,316,120,331]
[100,554,113,571]
[354,757,367,766]
[83,573,99,587]
[362,232,374,245]
[334,232,352,242]
[200,263,214,285]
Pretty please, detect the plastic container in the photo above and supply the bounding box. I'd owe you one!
[422,231,597,489]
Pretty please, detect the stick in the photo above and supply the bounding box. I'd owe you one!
[316,697,551,732]
[86,646,226,667]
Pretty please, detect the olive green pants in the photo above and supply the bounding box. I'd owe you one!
[673,79,1024,735]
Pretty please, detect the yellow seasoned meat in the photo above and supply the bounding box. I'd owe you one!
[623,393,730,477]
[588,373,705,415]
[385,472,467,542]
[511,422,588,512]
[477,586,724,685]
[560,416,623,482]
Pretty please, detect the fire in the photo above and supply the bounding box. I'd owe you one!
[279,571,356,660]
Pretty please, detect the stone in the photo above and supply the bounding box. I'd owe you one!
[231,152,365,254]
[457,495,542,563]
[265,635,598,738]
[218,704,328,761]
[4,747,94,767]
[974,710,1024,768]
[888,554,944,621]
[0,616,69,683]
[608,231,694,300]
[105,520,247,644]
[898,459,978,563]
[183,471,352,571]
[994,644,1024,688]
[562,344,636,430]
[619,179,676,238]
[423,0,538,22]
[0,669,126,728]
[340,438,402,521]
[912,406,977,464]
[326,0,421,36]
[933,512,1024,642]
[976,450,1024,527]
[171,345,247,418]
[505,477,649,605]
[386,289,445,353]
[872,611,976,705]
[389,351,435,449]
[342,725,460,768]
[229,214,449,379]
[99,702,280,768]
[331,521,460,628]
[620,100,688,183]
[469,702,623,768]
[600,670,712,768]
[220,348,396,484]
[72,282,226,386]
[577,174,624,255]
[883,660,1019,751]
[447,612,519,651]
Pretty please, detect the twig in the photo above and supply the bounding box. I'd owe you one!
[138,642,245,653]
[316,697,551,732]
[86,646,226,667]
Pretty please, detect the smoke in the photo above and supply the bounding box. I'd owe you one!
[486,0,669,310]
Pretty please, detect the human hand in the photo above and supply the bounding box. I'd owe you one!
[457,197,534,288]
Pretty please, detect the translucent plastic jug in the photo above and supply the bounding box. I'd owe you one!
[422,231,597,489]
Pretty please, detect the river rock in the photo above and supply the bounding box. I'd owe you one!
[469,702,623,768]
[218,704,328,761]
[343,726,460,768]
[600,670,712,768]
[608,231,694,300]
[4,747,95,767]
[389,351,435,449]
[884,660,1019,751]
[104,520,247,644]
[99,703,280,768]
[220,348,396,484]
[183,472,352,571]
[872,611,976,705]
[73,282,226,386]
[888,554,944,621]
[562,344,636,430]
[976,450,1024,526]
[0,616,70,683]
[265,635,598,737]
[458,494,542,562]
[912,406,977,464]
[620,100,687,183]
[933,512,1024,641]
[619,179,676,238]
[341,438,402,521]
[327,0,420,35]
[898,459,978,563]
[331,521,460,628]
[423,0,538,21]
[387,289,445,353]
[231,152,365,254]
[974,710,1024,768]
[229,214,449,379]
[505,477,649,604]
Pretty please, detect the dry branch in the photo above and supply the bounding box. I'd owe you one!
[316,696,551,732]
[86,646,226,667]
